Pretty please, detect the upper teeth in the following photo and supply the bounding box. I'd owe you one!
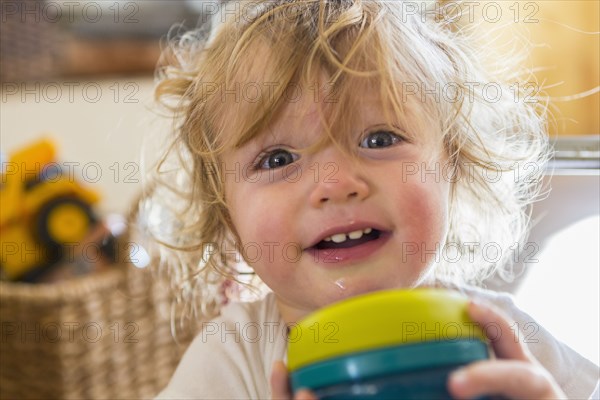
[323,228,373,243]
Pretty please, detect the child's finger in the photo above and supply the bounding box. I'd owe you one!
[294,389,318,400]
[270,360,292,400]
[448,360,565,400]
[467,300,531,362]
[270,360,318,400]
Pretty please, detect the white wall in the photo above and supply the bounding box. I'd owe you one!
[1,77,165,214]
[513,172,600,365]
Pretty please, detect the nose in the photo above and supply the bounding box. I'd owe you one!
[308,148,370,207]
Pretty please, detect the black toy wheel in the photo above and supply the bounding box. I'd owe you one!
[37,197,96,247]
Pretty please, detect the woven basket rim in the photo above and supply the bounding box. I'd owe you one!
[0,266,127,301]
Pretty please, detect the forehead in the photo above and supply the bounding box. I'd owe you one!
[224,78,436,153]
[205,38,439,157]
[264,85,389,134]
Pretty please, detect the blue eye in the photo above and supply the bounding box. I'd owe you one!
[360,131,403,149]
[257,149,299,169]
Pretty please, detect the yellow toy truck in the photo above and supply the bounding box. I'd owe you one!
[0,139,101,281]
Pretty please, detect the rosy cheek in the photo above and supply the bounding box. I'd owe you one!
[239,216,290,269]
[247,210,278,243]
[401,184,447,241]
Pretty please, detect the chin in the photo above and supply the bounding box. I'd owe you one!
[323,280,401,303]
[360,273,428,292]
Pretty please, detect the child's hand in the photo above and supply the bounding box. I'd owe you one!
[271,360,317,400]
[447,300,567,400]
[271,301,567,400]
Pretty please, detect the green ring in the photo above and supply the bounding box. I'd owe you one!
[291,339,489,392]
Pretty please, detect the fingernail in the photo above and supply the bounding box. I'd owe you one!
[468,298,483,307]
[468,299,488,313]
[296,389,314,400]
[450,368,468,388]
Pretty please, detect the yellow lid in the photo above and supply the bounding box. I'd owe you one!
[287,289,485,371]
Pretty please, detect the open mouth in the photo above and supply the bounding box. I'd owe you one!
[312,228,382,250]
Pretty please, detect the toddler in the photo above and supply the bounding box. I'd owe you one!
[141,0,599,398]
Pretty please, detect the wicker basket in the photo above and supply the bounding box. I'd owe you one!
[0,263,196,399]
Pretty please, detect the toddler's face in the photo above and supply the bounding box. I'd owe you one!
[223,89,450,323]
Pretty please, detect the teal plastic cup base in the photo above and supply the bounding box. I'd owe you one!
[290,339,489,400]
[312,365,462,400]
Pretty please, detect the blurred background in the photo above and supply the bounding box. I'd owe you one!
[1,0,598,398]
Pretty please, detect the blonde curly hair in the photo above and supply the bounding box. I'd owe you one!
[138,0,549,324]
